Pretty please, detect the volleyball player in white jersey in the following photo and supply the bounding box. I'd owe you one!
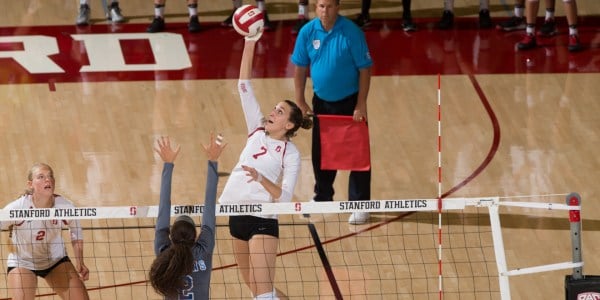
[1,163,89,300]
[219,31,312,300]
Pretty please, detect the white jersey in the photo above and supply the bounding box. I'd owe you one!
[219,80,301,219]
[1,195,83,270]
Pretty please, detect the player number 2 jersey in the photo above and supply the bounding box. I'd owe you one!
[1,195,83,270]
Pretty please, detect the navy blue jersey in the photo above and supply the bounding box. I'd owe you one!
[154,161,218,299]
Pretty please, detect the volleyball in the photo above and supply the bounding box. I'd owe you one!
[232,5,264,37]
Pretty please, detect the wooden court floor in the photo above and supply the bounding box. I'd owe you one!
[1,0,599,299]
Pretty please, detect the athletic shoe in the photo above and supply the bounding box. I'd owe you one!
[263,11,273,31]
[437,10,454,30]
[221,10,234,27]
[188,15,201,32]
[479,9,493,29]
[354,13,371,28]
[76,4,90,26]
[539,18,557,37]
[568,34,583,52]
[147,17,165,33]
[517,33,537,50]
[496,16,526,31]
[292,18,309,35]
[348,212,370,225]
[402,19,417,32]
[108,2,125,23]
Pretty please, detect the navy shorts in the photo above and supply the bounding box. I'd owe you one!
[7,256,71,278]
[229,215,279,241]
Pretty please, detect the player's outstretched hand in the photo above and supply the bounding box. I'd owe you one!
[155,136,181,163]
[204,131,227,161]
[245,27,264,42]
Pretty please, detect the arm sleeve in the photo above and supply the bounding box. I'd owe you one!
[276,150,301,203]
[68,218,84,241]
[238,80,264,135]
[198,160,218,250]
[154,162,174,255]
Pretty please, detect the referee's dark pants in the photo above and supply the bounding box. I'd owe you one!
[311,92,371,202]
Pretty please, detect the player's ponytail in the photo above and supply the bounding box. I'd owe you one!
[300,115,313,130]
[284,100,313,138]
[149,221,196,297]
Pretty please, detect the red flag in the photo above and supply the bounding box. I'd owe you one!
[318,115,371,171]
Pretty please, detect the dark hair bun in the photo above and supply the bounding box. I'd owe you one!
[301,116,313,130]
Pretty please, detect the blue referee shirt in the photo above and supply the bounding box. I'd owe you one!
[291,15,373,102]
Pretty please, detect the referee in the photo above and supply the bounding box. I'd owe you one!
[291,0,373,225]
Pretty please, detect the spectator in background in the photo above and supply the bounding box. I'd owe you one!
[76,0,125,25]
[292,0,310,34]
[437,0,493,29]
[354,0,416,31]
[147,0,201,33]
[497,0,556,33]
[517,0,582,52]
[221,0,273,31]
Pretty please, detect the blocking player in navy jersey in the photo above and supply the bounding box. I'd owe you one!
[1,163,90,300]
[149,135,225,299]
[219,30,312,299]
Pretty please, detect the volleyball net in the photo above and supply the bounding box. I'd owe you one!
[0,193,583,299]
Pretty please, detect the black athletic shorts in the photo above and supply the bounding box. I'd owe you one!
[229,215,279,241]
[7,256,71,278]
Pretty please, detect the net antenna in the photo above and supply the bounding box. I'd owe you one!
[436,73,444,300]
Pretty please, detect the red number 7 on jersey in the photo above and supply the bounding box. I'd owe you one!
[252,146,267,159]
